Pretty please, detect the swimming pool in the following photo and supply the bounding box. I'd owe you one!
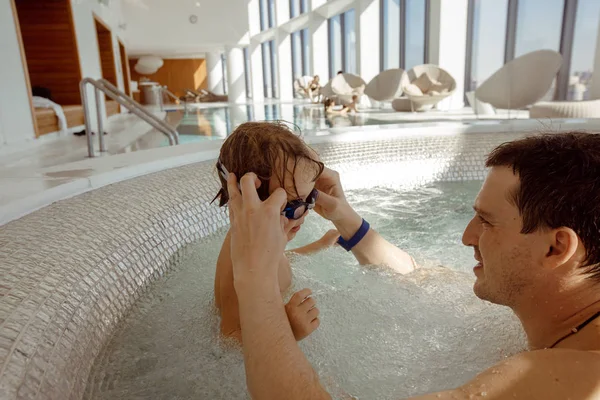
[0,129,542,400]
[159,102,514,147]
[84,182,525,399]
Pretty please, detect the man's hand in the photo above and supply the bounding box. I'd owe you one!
[315,167,363,240]
[285,289,320,341]
[227,172,291,290]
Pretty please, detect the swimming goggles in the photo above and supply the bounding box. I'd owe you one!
[216,160,318,220]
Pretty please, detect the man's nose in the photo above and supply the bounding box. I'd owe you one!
[462,217,480,247]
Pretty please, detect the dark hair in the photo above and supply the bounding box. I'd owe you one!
[337,70,343,75]
[213,121,324,206]
[486,132,600,281]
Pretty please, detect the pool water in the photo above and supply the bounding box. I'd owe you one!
[85,182,527,400]
[162,103,411,146]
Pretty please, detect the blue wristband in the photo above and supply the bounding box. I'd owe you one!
[337,219,370,251]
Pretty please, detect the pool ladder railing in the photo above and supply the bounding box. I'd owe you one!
[80,77,180,157]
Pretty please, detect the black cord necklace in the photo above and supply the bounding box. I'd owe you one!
[549,311,600,349]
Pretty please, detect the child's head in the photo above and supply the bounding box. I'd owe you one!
[352,94,358,102]
[214,122,324,240]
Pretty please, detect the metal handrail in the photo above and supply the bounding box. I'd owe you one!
[80,78,180,157]
[97,79,176,136]
[161,86,180,103]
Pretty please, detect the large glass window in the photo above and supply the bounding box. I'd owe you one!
[381,0,427,70]
[515,0,564,101]
[243,47,252,98]
[467,0,509,92]
[514,0,565,57]
[343,9,357,74]
[328,14,343,78]
[291,31,303,81]
[328,9,357,78]
[404,0,426,70]
[382,0,400,69]
[302,28,311,76]
[292,28,312,84]
[261,42,273,97]
[260,0,276,30]
[290,0,308,18]
[568,0,600,100]
[268,0,276,28]
[259,0,268,31]
[270,40,278,98]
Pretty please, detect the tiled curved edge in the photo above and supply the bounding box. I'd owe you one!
[0,131,528,400]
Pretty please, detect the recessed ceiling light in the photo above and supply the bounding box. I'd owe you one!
[195,2,200,6]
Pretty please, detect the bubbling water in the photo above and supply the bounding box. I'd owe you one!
[85,183,527,400]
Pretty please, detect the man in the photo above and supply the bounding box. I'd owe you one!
[226,132,600,399]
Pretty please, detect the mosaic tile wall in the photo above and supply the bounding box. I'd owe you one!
[0,131,529,400]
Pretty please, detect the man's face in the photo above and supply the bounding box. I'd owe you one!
[462,167,550,307]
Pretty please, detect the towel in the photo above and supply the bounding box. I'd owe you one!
[32,96,68,136]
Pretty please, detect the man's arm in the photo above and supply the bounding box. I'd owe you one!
[236,282,331,400]
[411,349,600,400]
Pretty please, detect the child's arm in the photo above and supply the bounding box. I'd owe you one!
[216,232,243,342]
[289,229,340,255]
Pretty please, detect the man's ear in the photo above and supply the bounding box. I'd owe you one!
[545,227,581,268]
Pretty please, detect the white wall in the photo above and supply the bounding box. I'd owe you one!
[123,0,250,57]
[0,0,35,147]
[70,0,128,128]
[591,6,600,99]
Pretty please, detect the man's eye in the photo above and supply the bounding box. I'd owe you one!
[477,215,490,225]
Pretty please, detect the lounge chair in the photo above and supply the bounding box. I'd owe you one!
[474,50,563,110]
[365,69,405,103]
[400,65,456,112]
[327,73,367,105]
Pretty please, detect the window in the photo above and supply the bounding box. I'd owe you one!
[292,29,311,85]
[290,0,308,18]
[328,14,343,78]
[268,0,276,28]
[381,0,428,71]
[291,31,303,81]
[567,0,600,100]
[270,39,279,98]
[260,0,276,31]
[514,0,565,57]
[343,9,357,74]
[466,0,509,92]
[259,0,268,31]
[382,0,400,69]
[404,0,426,70]
[261,42,273,97]
[243,47,252,98]
[302,28,311,76]
[328,9,357,78]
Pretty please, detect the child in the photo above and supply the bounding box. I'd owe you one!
[213,122,340,343]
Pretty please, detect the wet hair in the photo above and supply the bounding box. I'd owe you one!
[486,132,600,281]
[213,121,324,206]
[323,98,334,111]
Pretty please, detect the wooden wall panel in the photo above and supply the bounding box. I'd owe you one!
[94,17,117,87]
[15,0,82,105]
[129,58,207,98]
[118,40,131,96]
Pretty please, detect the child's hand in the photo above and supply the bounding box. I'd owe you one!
[285,288,320,341]
[319,229,340,248]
